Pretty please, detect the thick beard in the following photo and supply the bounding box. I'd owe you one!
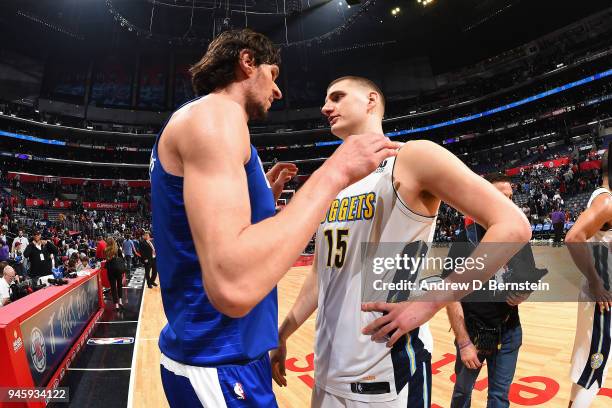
[246,101,267,121]
[245,85,268,121]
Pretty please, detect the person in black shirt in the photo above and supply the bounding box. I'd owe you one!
[140,231,157,289]
[444,173,535,408]
[104,237,126,310]
[23,231,57,279]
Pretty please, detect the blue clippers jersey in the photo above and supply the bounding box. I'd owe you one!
[150,116,278,366]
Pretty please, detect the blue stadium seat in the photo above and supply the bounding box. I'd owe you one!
[542,223,552,238]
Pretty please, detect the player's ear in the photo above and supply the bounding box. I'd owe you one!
[367,91,381,114]
[237,49,256,77]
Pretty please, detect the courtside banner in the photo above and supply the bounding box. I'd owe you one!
[82,202,138,210]
[505,157,571,176]
[7,172,150,187]
[20,277,100,387]
[51,200,72,209]
[25,199,47,208]
[359,242,610,303]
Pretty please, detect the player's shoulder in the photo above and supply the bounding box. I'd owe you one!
[168,95,249,156]
[590,188,612,205]
[172,95,246,132]
[588,188,612,215]
[397,139,447,161]
[394,139,453,176]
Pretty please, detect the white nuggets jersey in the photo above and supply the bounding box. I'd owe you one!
[570,187,612,390]
[314,155,437,403]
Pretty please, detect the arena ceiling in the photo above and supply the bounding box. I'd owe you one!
[0,0,610,73]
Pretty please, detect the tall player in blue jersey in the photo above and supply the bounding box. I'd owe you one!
[150,29,402,407]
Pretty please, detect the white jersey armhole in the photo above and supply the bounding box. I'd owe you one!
[390,145,437,221]
[587,187,612,208]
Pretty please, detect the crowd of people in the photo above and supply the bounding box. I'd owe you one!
[9,178,149,203]
[0,222,156,307]
[434,151,604,242]
[0,176,153,288]
[515,160,602,223]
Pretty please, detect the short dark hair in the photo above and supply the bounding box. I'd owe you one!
[190,28,281,96]
[484,172,512,184]
[327,76,385,114]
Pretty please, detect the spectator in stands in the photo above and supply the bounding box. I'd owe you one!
[521,203,530,219]
[67,252,79,273]
[95,235,106,262]
[41,232,58,276]
[23,231,56,279]
[104,237,125,310]
[76,254,90,272]
[131,233,141,268]
[0,225,7,246]
[551,206,566,246]
[570,203,580,221]
[122,233,135,275]
[0,265,17,306]
[78,237,89,254]
[10,241,25,277]
[0,239,8,263]
[11,230,28,254]
[10,231,27,270]
[140,231,157,289]
[66,243,78,260]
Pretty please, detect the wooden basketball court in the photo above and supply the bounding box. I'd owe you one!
[132,260,612,407]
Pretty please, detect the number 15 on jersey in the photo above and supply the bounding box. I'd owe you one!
[323,228,349,268]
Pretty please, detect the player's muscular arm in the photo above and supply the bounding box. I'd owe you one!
[362,142,530,346]
[565,194,612,243]
[272,252,318,387]
[399,140,530,237]
[180,102,384,318]
[401,141,531,290]
[565,194,612,287]
[279,251,319,341]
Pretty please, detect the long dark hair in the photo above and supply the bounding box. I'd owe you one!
[104,237,118,260]
[190,28,281,96]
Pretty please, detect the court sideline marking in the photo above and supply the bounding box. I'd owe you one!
[126,278,147,408]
